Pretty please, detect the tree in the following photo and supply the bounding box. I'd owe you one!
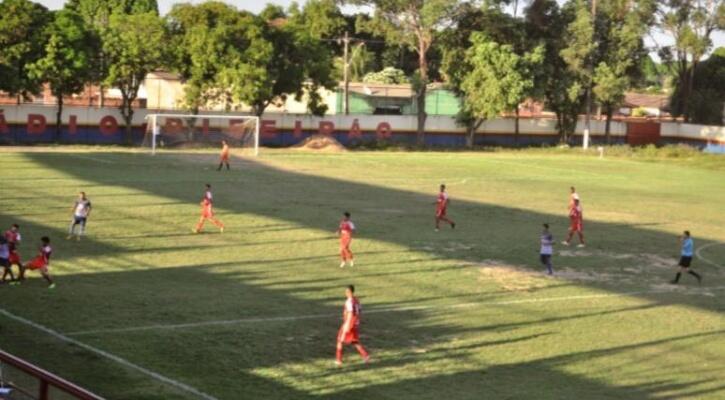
[672,46,725,125]
[459,33,543,147]
[525,0,582,143]
[658,1,725,122]
[28,9,92,140]
[231,1,340,117]
[559,0,596,144]
[167,2,259,114]
[351,0,460,146]
[441,1,532,147]
[66,0,158,106]
[103,12,167,143]
[593,0,656,142]
[0,0,51,102]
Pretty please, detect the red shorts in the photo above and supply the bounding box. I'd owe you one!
[26,257,48,272]
[570,219,583,232]
[8,252,20,265]
[340,236,351,248]
[220,154,229,162]
[202,208,214,218]
[338,325,360,344]
[436,207,447,218]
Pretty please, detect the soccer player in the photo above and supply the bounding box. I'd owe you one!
[568,186,580,210]
[0,236,14,282]
[4,224,22,273]
[17,236,55,288]
[68,191,92,240]
[563,198,585,247]
[540,223,554,275]
[217,140,230,171]
[434,184,456,231]
[337,212,355,268]
[193,184,224,233]
[670,231,702,285]
[336,285,369,366]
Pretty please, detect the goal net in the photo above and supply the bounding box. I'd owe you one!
[143,114,260,155]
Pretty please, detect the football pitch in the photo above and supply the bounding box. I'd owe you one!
[1,147,724,399]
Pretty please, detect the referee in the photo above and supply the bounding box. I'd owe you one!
[670,231,702,285]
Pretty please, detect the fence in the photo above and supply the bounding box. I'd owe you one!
[0,349,103,400]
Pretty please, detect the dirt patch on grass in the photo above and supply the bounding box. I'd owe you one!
[292,134,347,152]
[476,260,553,291]
[473,251,722,294]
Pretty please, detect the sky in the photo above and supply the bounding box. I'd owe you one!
[33,0,725,60]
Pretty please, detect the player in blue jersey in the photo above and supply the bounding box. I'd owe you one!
[670,231,702,285]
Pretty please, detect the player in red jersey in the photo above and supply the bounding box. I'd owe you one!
[4,224,22,278]
[17,236,55,288]
[563,198,585,247]
[434,184,456,231]
[568,186,579,210]
[337,212,355,268]
[336,285,369,366]
[193,184,225,233]
[217,140,230,171]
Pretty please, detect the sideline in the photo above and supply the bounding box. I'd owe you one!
[0,309,219,400]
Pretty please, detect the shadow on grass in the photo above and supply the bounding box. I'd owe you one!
[0,151,722,399]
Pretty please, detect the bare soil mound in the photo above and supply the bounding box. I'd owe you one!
[292,134,347,152]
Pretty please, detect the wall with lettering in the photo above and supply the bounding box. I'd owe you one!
[1,105,723,147]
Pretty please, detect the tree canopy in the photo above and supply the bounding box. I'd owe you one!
[2,0,724,141]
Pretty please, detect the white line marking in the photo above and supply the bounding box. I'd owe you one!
[0,309,219,400]
[696,243,725,268]
[69,154,116,164]
[65,286,725,337]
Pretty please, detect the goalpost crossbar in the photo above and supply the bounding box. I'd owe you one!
[144,114,260,157]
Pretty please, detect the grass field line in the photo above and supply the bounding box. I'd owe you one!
[65,154,117,164]
[696,243,725,268]
[0,309,219,400]
[64,286,725,337]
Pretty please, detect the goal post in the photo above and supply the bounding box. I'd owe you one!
[143,114,260,156]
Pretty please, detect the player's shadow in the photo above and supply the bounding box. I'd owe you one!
[17,151,725,311]
[6,151,724,399]
[316,330,725,400]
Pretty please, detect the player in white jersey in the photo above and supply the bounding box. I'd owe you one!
[68,192,92,240]
[539,223,554,275]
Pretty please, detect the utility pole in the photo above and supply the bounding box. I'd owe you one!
[343,31,350,115]
[583,0,597,150]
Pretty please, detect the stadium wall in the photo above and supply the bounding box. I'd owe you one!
[0,105,723,148]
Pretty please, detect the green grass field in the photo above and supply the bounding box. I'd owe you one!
[1,147,724,400]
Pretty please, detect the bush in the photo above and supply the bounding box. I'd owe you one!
[632,107,649,117]
[362,67,410,84]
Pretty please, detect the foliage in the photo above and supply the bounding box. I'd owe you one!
[526,0,582,142]
[167,2,270,113]
[672,47,725,125]
[592,0,656,141]
[362,67,410,84]
[28,9,93,139]
[351,0,461,145]
[658,0,725,122]
[103,12,168,142]
[461,33,543,122]
[66,0,159,106]
[0,0,52,100]
[167,1,339,117]
[631,106,649,117]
